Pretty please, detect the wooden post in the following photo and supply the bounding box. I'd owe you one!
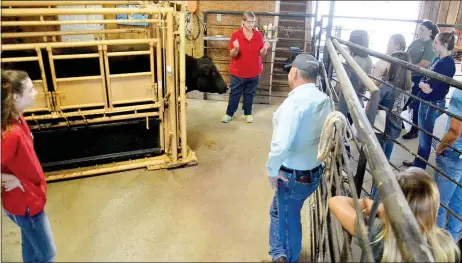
[179,12,187,160]
[166,11,178,162]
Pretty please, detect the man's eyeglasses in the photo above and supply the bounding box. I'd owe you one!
[245,20,256,24]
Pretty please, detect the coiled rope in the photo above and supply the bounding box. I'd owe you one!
[314,110,353,261]
[317,111,352,165]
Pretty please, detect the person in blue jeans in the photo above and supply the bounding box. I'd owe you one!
[266,54,332,263]
[375,51,411,160]
[435,85,462,242]
[402,20,438,139]
[222,11,270,123]
[403,30,457,169]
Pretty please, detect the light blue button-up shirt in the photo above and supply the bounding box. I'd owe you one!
[266,83,333,177]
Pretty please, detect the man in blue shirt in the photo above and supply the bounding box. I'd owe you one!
[267,54,332,263]
[434,87,462,242]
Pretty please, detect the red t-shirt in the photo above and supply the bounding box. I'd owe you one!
[1,115,47,216]
[229,28,264,78]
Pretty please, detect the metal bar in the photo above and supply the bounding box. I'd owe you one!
[373,106,462,188]
[1,19,160,27]
[368,75,462,154]
[1,7,174,17]
[440,203,462,223]
[203,10,315,18]
[332,36,462,91]
[179,12,188,160]
[24,104,159,121]
[1,29,146,38]
[166,11,178,162]
[109,72,151,78]
[311,0,319,54]
[368,74,462,122]
[331,38,379,123]
[44,155,166,182]
[321,14,462,28]
[322,1,335,65]
[97,46,108,109]
[2,39,158,51]
[326,37,435,262]
[1,1,141,6]
[0,56,38,62]
[52,53,100,60]
[55,76,101,83]
[107,50,151,57]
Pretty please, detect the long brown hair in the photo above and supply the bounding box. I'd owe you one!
[348,30,370,58]
[377,168,460,262]
[389,34,406,51]
[1,69,30,133]
[387,51,411,92]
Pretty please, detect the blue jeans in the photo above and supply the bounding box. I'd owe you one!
[412,99,445,169]
[225,74,260,117]
[5,209,57,262]
[376,133,395,161]
[269,166,322,262]
[435,152,462,242]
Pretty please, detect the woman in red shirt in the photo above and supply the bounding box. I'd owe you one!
[1,70,56,262]
[222,11,270,123]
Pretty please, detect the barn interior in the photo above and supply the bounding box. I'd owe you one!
[2,1,462,262]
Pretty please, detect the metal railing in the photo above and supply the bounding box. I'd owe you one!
[320,36,435,262]
[313,15,462,60]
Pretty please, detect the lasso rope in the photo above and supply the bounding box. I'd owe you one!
[315,110,353,261]
[317,111,352,164]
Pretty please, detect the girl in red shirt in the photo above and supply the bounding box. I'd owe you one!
[222,11,270,124]
[1,70,56,262]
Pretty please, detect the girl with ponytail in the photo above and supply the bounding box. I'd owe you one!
[403,29,458,169]
[1,69,57,262]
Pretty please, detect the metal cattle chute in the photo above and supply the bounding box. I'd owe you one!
[1,1,196,181]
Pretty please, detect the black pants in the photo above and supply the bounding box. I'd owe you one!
[403,75,423,135]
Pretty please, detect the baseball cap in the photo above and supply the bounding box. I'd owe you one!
[287,53,320,77]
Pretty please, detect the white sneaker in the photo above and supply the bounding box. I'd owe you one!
[245,115,254,123]
[222,115,233,123]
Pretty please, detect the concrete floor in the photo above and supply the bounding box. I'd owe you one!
[2,99,280,262]
[1,83,458,261]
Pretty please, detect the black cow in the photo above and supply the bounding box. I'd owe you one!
[1,47,227,94]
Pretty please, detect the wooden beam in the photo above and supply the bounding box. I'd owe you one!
[446,1,460,24]
[456,0,462,24]
[430,1,441,22]
[437,1,451,24]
